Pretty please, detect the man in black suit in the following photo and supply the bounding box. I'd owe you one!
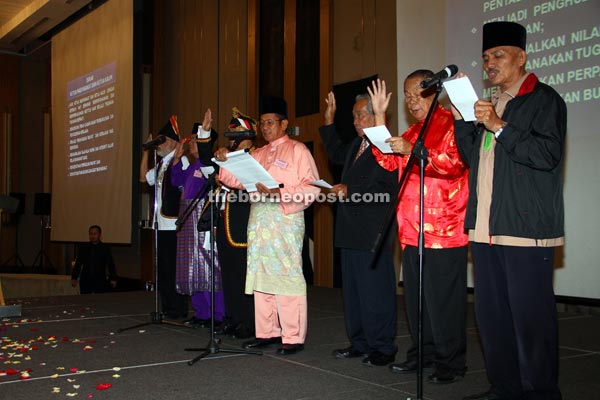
[71,225,117,294]
[319,89,398,367]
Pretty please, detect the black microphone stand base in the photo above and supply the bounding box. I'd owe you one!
[185,337,262,366]
[184,168,262,367]
[117,311,191,333]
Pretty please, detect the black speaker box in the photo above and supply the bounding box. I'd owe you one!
[34,193,51,216]
[9,192,25,215]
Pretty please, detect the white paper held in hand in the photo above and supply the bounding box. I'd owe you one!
[362,125,394,153]
[200,166,215,178]
[212,149,279,192]
[443,76,479,122]
[310,179,333,189]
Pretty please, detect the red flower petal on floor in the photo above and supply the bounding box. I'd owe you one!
[95,383,112,390]
[69,368,78,373]
[6,368,20,375]
[62,337,69,342]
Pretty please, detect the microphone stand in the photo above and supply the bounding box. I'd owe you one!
[185,140,262,366]
[118,147,188,332]
[370,82,444,400]
[176,137,246,231]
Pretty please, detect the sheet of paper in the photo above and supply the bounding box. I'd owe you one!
[362,125,394,153]
[212,149,279,192]
[200,166,215,178]
[310,179,333,189]
[443,76,479,122]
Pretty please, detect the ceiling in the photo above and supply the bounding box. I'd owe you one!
[0,0,92,56]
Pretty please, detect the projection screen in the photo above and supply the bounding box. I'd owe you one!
[51,0,133,244]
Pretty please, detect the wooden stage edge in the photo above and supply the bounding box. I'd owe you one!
[0,273,78,304]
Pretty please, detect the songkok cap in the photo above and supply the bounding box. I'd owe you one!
[482,21,527,52]
[259,96,288,118]
[158,115,180,141]
[227,107,257,134]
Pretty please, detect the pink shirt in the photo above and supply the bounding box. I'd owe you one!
[219,135,320,215]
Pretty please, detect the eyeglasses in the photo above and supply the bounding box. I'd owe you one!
[259,119,281,127]
[404,92,424,103]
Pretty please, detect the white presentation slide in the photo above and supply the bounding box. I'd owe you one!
[66,62,117,178]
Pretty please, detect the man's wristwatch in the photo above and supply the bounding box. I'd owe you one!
[494,122,507,138]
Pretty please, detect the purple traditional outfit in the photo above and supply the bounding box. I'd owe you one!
[171,158,224,322]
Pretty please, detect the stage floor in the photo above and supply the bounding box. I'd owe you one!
[1,288,599,400]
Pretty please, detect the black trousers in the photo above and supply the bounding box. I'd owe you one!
[79,276,109,294]
[402,245,468,372]
[216,218,255,330]
[471,243,562,400]
[340,247,397,356]
[157,230,188,317]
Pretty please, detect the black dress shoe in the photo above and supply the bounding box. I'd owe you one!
[332,346,368,359]
[276,343,304,355]
[214,323,236,336]
[233,323,255,339]
[183,317,209,328]
[462,390,503,400]
[242,337,282,349]
[165,312,188,320]
[427,365,465,384]
[389,359,434,374]
[362,351,396,367]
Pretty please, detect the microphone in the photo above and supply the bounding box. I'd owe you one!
[224,130,256,140]
[142,135,166,149]
[420,65,459,89]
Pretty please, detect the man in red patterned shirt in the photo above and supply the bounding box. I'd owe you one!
[370,76,469,384]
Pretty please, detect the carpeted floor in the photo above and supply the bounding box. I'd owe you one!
[1,286,599,400]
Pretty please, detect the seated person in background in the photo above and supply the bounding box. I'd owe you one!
[71,225,117,294]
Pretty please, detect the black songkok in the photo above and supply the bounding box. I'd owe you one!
[482,21,527,52]
[259,96,288,119]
